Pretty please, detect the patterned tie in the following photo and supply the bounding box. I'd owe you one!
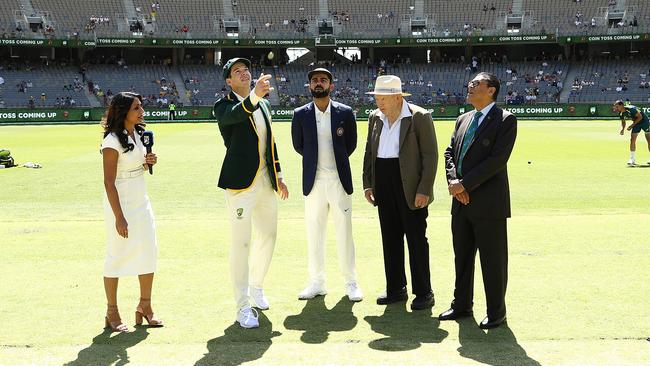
[457,111,482,175]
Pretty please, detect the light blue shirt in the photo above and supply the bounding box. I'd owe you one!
[475,102,495,127]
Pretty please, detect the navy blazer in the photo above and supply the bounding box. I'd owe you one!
[444,105,517,219]
[291,100,357,196]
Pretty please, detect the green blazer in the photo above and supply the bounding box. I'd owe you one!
[213,91,281,192]
[362,103,438,210]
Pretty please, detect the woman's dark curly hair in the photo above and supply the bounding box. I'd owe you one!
[101,92,145,152]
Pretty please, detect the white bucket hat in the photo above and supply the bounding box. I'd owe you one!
[366,75,411,96]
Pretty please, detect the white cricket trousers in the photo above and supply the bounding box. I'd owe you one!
[225,174,277,311]
[304,174,357,287]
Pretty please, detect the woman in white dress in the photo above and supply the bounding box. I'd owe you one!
[101,92,162,332]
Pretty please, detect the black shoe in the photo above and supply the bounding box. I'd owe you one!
[479,315,506,329]
[376,288,408,305]
[438,308,473,320]
[410,292,434,310]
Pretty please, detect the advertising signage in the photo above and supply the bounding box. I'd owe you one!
[475,34,555,44]
[561,33,650,44]
[2,33,649,49]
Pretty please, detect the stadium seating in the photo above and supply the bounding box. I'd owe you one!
[568,59,650,103]
[233,0,319,38]
[2,1,650,109]
[0,65,90,108]
[1,0,647,39]
[0,0,20,35]
[83,64,182,106]
[424,0,512,36]
[328,0,410,38]
[6,59,650,108]
[131,0,224,38]
[30,0,123,38]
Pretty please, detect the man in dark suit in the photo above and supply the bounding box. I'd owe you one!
[439,72,517,329]
[213,57,289,329]
[362,75,438,311]
[291,68,362,302]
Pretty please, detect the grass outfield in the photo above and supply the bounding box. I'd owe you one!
[1,120,649,365]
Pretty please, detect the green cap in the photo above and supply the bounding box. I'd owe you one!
[222,57,252,79]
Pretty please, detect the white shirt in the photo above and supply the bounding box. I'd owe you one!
[314,101,338,177]
[475,102,495,127]
[377,100,412,158]
[235,90,268,176]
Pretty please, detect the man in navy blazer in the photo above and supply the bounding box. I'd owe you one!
[291,68,362,302]
[440,72,517,329]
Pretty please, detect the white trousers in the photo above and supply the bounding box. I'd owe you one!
[225,174,277,310]
[304,175,357,287]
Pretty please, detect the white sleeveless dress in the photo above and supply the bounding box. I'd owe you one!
[101,131,157,277]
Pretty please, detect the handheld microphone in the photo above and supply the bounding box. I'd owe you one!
[142,130,154,175]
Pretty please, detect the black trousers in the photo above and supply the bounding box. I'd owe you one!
[374,158,432,297]
[451,205,508,319]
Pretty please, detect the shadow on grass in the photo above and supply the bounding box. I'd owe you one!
[457,317,540,366]
[64,326,149,366]
[195,312,281,366]
[283,296,358,343]
[364,302,449,351]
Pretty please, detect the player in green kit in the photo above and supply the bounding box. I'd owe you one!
[614,100,650,166]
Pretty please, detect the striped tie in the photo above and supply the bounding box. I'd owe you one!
[457,111,483,175]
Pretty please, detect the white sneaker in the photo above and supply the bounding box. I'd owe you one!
[628,159,636,166]
[236,307,259,329]
[250,288,269,310]
[298,284,327,300]
[646,160,650,165]
[345,282,363,302]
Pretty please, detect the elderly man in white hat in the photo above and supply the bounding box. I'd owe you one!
[362,75,438,311]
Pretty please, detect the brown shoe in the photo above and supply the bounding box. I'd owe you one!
[135,298,163,327]
[105,304,129,332]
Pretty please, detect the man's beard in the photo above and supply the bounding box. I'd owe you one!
[310,88,330,98]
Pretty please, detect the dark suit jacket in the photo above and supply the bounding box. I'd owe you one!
[291,100,357,196]
[213,91,281,192]
[362,103,438,210]
[444,104,517,219]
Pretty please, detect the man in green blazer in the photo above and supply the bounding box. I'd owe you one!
[213,57,289,329]
[362,75,438,311]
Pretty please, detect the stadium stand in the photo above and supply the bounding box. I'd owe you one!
[0,1,21,36]
[131,0,224,38]
[524,0,650,35]
[0,62,90,108]
[233,0,319,38]
[30,0,123,38]
[1,0,650,109]
[328,0,410,38]
[568,59,650,103]
[84,64,182,107]
[425,1,512,36]
[4,0,649,39]
[10,58,650,108]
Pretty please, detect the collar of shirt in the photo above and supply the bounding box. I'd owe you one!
[314,100,331,120]
[233,90,262,107]
[476,101,495,126]
[377,100,412,128]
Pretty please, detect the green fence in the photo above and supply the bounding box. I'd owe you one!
[0,104,641,125]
